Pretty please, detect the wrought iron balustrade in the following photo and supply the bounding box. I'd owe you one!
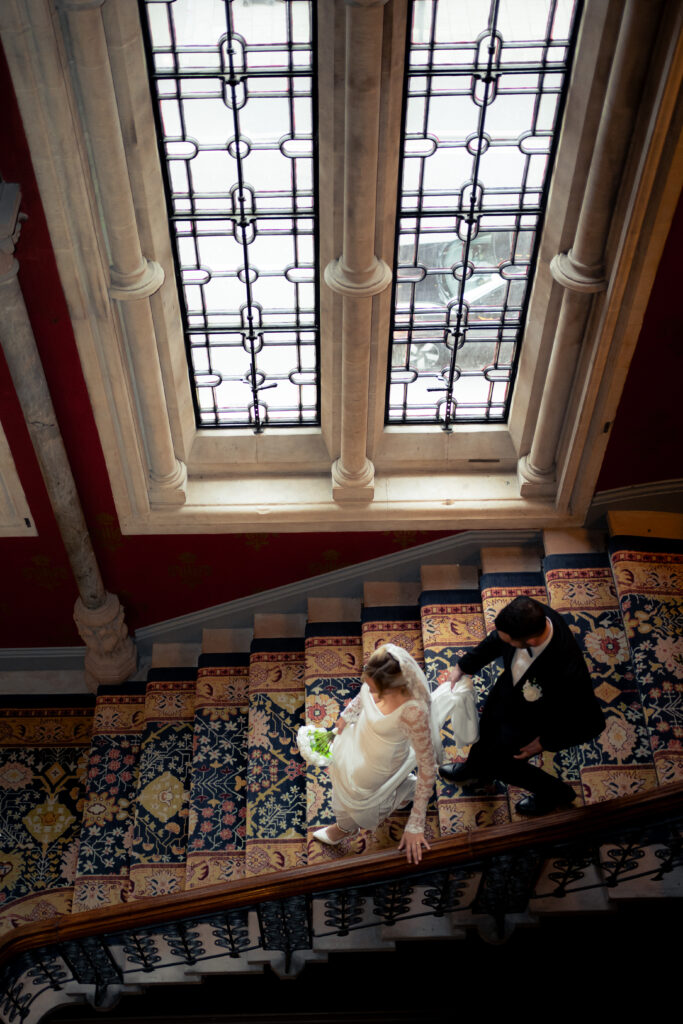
[1,783,681,1023]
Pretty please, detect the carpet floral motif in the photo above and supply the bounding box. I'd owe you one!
[129,677,195,899]
[610,537,683,783]
[246,645,306,874]
[361,607,424,665]
[0,703,93,936]
[72,689,145,912]
[186,661,249,888]
[544,555,656,802]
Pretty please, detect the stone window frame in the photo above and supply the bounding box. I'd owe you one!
[0,0,680,535]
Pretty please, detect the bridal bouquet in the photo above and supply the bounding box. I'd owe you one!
[297,725,336,767]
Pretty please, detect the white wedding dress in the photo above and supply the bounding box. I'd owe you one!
[329,645,479,836]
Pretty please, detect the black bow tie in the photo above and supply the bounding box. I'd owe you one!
[525,646,533,657]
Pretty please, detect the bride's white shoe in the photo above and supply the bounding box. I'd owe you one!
[313,826,359,846]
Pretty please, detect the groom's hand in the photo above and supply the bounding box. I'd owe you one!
[513,736,542,759]
[447,665,464,690]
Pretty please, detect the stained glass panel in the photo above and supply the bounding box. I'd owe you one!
[141,0,318,431]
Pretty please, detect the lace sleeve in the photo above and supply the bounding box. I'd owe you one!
[398,702,436,834]
[340,689,363,724]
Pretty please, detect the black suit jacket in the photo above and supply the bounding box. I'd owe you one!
[457,604,605,753]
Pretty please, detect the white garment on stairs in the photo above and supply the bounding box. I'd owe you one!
[329,645,479,835]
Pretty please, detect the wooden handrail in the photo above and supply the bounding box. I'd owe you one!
[2,781,681,968]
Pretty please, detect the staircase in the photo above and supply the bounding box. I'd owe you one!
[0,515,681,1021]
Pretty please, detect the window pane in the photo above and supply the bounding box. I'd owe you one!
[387,0,580,427]
[141,0,319,431]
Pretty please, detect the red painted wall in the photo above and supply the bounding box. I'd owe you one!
[0,43,679,648]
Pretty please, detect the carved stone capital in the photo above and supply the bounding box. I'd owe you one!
[109,259,165,301]
[550,250,607,293]
[74,591,137,691]
[324,256,392,297]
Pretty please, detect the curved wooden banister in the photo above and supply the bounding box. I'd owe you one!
[1,780,681,969]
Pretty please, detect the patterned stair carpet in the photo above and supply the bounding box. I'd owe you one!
[609,535,683,785]
[0,532,682,934]
[129,668,196,899]
[303,621,363,865]
[420,585,509,832]
[0,697,94,935]
[245,638,306,875]
[73,683,145,911]
[186,654,249,888]
[543,552,656,802]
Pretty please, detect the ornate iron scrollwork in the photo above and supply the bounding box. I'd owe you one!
[0,963,31,1023]
[23,948,69,990]
[120,930,163,973]
[258,895,311,973]
[211,910,252,958]
[372,878,415,926]
[473,848,543,919]
[422,866,476,916]
[319,887,367,937]
[162,920,205,966]
[545,841,598,898]
[60,937,122,1007]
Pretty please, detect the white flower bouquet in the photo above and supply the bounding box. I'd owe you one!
[297,725,336,767]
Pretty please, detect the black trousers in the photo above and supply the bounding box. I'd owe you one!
[465,674,574,802]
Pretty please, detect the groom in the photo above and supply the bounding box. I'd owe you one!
[439,595,605,815]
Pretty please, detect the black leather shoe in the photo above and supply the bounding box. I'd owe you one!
[438,762,480,785]
[515,789,575,817]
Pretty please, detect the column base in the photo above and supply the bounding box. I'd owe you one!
[74,591,137,692]
[149,458,188,507]
[517,454,557,498]
[550,251,606,293]
[331,457,375,503]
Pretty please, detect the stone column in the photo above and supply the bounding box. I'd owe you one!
[0,183,136,691]
[324,0,392,502]
[518,0,657,497]
[58,0,186,507]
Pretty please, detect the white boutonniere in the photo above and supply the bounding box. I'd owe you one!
[522,680,543,702]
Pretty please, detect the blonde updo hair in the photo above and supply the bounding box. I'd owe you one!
[363,646,406,693]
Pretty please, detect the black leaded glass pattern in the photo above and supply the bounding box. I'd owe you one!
[141,0,318,431]
[387,0,581,427]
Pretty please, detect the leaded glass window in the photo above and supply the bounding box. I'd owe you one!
[141,0,318,431]
[387,0,581,427]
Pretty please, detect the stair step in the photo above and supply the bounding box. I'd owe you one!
[543,528,607,555]
[607,510,683,539]
[420,564,479,591]
[73,684,146,911]
[363,581,422,606]
[129,667,197,899]
[420,579,507,833]
[542,551,656,802]
[307,597,362,622]
[253,613,307,638]
[245,637,306,875]
[609,532,683,784]
[303,620,363,865]
[480,546,542,575]
[202,628,252,653]
[186,654,250,888]
[151,643,202,667]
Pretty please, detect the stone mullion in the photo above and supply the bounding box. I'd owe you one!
[518,0,661,496]
[59,0,186,507]
[324,0,392,503]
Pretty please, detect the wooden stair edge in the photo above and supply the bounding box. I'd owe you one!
[2,781,681,966]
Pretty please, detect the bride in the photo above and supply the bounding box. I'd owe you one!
[313,643,477,864]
